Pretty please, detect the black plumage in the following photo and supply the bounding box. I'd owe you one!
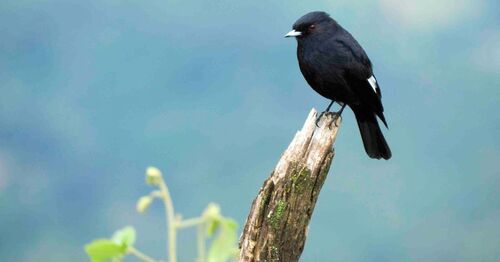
[286,11,391,160]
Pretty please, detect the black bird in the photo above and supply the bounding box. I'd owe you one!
[286,11,391,160]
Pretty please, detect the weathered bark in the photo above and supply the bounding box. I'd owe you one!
[239,108,341,262]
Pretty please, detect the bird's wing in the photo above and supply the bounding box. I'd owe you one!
[332,36,373,80]
[332,36,387,127]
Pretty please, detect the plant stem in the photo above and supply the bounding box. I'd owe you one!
[127,246,156,262]
[196,224,206,262]
[150,190,163,198]
[159,177,177,262]
[176,217,205,229]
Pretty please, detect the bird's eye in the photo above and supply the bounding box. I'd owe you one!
[309,24,316,30]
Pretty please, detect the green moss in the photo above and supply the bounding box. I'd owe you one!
[291,165,311,193]
[270,245,279,261]
[262,192,270,207]
[259,184,273,214]
[269,200,286,230]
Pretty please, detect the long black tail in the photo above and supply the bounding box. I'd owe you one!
[352,106,392,160]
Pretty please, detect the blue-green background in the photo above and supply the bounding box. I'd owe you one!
[1,0,499,261]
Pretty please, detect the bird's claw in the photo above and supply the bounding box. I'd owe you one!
[316,112,341,129]
[329,113,341,129]
[315,111,326,127]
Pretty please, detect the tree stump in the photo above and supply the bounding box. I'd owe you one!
[239,108,341,262]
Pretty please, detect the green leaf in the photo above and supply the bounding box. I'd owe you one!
[206,219,220,237]
[112,226,136,247]
[207,218,239,262]
[203,203,222,237]
[84,239,126,262]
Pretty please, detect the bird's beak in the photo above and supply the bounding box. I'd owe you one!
[285,30,302,38]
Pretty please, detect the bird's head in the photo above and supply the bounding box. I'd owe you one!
[285,11,335,39]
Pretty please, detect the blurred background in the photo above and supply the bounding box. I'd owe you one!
[1,0,499,261]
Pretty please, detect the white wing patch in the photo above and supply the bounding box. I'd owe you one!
[368,75,377,93]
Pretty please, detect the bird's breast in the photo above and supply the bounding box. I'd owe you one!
[297,45,344,100]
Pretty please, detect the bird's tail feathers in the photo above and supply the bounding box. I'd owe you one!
[352,107,392,160]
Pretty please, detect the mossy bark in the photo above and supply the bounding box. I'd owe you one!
[239,109,341,262]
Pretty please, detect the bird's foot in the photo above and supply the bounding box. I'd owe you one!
[329,112,341,128]
[315,111,327,127]
[316,111,341,129]
[326,104,346,128]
